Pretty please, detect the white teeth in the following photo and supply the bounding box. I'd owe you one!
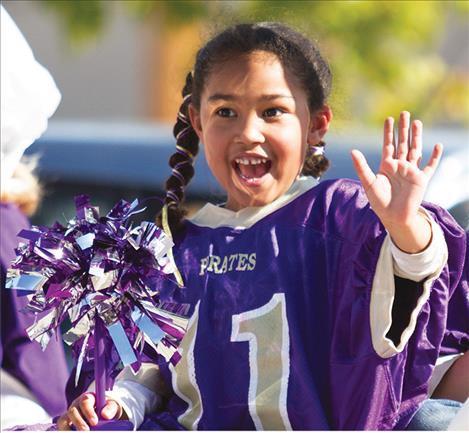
[235,157,268,165]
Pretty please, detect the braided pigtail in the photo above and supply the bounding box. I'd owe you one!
[301,141,329,179]
[160,71,200,233]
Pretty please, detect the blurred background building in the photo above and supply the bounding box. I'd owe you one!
[2,0,469,228]
[4,0,469,124]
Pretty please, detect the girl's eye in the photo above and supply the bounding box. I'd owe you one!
[263,108,284,118]
[216,108,236,118]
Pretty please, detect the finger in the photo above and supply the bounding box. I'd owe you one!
[382,117,395,162]
[68,406,90,431]
[423,143,444,177]
[351,149,376,190]
[397,111,410,160]
[57,414,71,431]
[408,120,422,164]
[100,399,122,420]
[79,393,99,426]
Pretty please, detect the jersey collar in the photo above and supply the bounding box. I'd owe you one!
[188,176,318,229]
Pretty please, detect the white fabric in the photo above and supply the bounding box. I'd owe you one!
[370,215,448,358]
[0,5,61,187]
[189,176,318,229]
[88,363,162,429]
[106,380,161,430]
[425,149,469,210]
[0,368,51,429]
[390,208,446,281]
[428,353,463,396]
[447,398,469,431]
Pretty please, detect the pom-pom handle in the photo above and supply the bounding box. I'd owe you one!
[94,317,107,418]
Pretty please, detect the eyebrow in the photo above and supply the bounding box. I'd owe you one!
[207,93,294,103]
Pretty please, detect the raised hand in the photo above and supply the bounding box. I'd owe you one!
[351,111,443,253]
[57,392,123,431]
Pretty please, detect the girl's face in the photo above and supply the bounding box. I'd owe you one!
[189,51,331,211]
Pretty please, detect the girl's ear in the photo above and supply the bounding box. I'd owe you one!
[308,105,332,145]
[188,104,203,139]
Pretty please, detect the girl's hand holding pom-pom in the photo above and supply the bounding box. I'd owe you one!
[351,111,443,253]
[57,393,124,431]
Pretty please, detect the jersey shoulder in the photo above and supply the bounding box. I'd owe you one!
[177,177,380,250]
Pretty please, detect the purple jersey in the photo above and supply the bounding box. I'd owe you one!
[0,203,69,417]
[439,230,469,356]
[140,178,467,430]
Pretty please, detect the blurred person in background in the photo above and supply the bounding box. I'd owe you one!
[0,5,69,429]
[425,148,469,231]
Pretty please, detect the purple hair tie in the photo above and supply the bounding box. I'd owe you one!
[176,125,192,141]
[177,111,190,125]
[172,168,186,185]
[175,147,195,162]
[309,144,325,156]
[174,160,192,171]
[166,190,180,204]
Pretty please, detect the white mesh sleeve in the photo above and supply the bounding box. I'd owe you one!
[391,208,447,282]
[87,363,164,429]
[106,380,160,430]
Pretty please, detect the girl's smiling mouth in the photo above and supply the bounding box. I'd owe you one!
[232,155,272,186]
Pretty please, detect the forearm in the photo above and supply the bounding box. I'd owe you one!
[383,210,432,254]
[391,208,447,281]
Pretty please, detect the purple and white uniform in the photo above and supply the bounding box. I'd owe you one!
[112,177,467,430]
[1,203,69,421]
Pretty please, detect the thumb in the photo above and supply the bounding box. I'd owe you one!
[100,399,122,420]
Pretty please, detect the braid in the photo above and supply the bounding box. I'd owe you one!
[159,72,199,232]
[301,141,329,178]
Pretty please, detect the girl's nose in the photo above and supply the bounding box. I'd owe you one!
[236,114,265,145]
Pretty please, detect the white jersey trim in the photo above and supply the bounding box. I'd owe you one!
[188,177,318,229]
[94,363,163,429]
[170,301,203,430]
[370,213,448,358]
[428,353,464,396]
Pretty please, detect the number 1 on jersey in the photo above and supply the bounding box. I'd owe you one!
[231,293,292,430]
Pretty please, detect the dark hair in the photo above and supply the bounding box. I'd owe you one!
[161,22,332,232]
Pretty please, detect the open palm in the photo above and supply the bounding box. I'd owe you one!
[351,112,443,227]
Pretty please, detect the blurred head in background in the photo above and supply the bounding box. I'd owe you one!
[1,5,61,216]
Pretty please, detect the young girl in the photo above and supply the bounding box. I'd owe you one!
[58,22,467,430]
